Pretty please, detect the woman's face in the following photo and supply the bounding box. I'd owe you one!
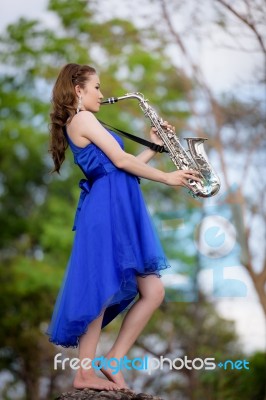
[77,74,104,113]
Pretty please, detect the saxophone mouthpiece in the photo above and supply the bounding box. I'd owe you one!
[101,97,118,105]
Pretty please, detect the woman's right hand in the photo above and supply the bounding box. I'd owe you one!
[164,169,202,189]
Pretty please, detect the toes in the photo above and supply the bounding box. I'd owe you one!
[108,383,119,391]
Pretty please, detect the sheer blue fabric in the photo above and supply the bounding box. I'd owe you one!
[47,127,170,348]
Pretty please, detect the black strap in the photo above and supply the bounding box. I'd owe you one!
[98,119,168,153]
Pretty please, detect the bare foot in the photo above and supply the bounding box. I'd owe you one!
[96,357,134,392]
[99,365,129,388]
[73,370,119,391]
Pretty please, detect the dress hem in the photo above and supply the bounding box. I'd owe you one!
[46,258,171,348]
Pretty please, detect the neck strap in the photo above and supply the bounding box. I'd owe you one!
[98,119,168,153]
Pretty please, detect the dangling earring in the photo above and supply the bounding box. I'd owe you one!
[76,96,82,113]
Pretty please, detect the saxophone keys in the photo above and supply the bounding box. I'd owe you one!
[167,133,174,138]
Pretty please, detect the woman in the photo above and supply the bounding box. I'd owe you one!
[47,63,200,391]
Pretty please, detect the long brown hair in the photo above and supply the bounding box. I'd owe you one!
[49,63,96,173]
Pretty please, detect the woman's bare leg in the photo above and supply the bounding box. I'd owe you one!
[101,275,165,387]
[73,312,119,390]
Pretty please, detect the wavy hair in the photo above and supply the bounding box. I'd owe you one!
[49,63,96,173]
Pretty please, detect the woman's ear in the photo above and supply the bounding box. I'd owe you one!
[74,85,81,96]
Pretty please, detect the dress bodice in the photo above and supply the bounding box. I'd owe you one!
[64,127,124,180]
[63,127,126,231]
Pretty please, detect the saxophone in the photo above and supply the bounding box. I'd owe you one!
[101,92,220,198]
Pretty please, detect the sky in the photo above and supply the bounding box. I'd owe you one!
[1,0,48,27]
[1,0,263,96]
[1,0,265,354]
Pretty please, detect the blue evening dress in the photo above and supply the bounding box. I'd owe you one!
[47,126,170,347]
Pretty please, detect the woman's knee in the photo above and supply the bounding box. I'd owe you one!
[138,275,165,307]
[153,284,165,307]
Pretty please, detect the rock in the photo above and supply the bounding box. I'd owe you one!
[55,388,164,400]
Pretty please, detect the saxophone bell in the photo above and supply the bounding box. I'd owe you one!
[185,138,220,197]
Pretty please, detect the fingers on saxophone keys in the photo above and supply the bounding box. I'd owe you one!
[184,170,202,183]
[162,120,175,132]
[182,179,192,189]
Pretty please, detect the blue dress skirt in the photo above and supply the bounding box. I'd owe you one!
[47,128,170,347]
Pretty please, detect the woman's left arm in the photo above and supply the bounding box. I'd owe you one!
[136,148,157,163]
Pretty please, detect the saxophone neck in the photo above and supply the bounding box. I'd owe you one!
[101,92,146,104]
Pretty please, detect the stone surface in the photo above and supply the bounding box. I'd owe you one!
[55,388,164,400]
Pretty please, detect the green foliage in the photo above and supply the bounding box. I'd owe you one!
[198,351,266,400]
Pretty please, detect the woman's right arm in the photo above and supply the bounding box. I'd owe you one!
[68,112,201,189]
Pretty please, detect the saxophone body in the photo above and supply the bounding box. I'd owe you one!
[101,92,220,198]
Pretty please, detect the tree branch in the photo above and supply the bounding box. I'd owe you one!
[216,0,266,54]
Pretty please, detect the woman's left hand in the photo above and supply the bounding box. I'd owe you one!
[149,120,175,146]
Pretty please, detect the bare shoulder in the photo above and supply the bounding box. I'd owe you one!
[68,111,97,131]
[67,111,124,162]
[67,111,101,147]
